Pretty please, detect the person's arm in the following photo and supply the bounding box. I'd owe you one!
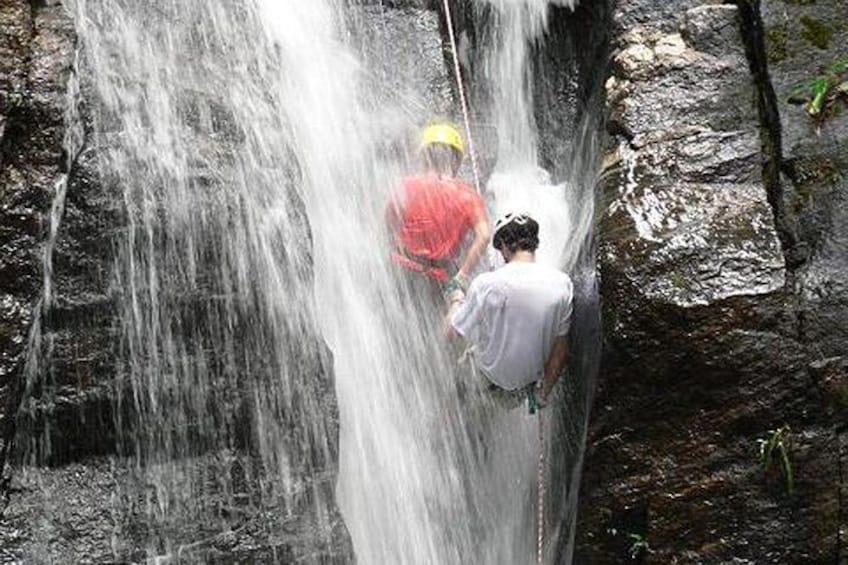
[458,218,491,282]
[540,336,569,402]
[540,281,574,402]
[445,278,484,340]
[444,292,465,339]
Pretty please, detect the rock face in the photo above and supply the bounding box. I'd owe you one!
[762,0,848,359]
[0,0,79,476]
[0,2,353,563]
[577,0,847,561]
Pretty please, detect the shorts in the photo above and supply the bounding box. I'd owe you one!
[484,380,540,413]
[457,346,540,413]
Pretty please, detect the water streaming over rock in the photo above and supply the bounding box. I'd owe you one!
[8,0,602,562]
[16,47,85,466]
[468,1,602,562]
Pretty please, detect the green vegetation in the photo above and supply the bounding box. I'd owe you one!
[799,16,833,50]
[766,25,789,63]
[628,532,650,559]
[788,58,848,123]
[3,91,24,111]
[670,272,690,291]
[756,425,795,495]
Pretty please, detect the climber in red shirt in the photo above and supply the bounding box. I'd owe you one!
[386,123,491,291]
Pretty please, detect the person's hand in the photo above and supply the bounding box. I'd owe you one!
[447,288,465,304]
[451,272,469,293]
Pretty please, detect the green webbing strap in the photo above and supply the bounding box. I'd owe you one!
[443,276,464,297]
[527,386,540,415]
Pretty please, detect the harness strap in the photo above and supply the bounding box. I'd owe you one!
[537,413,545,565]
[390,252,450,283]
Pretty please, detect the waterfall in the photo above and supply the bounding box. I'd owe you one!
[11,0,602,562]
[63,0,347,559]
[472,1,602,562]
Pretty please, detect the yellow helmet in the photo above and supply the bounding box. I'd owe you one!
[421,123,465,155]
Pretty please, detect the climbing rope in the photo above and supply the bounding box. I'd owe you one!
[441,0,483,195]
[537,411,546,565]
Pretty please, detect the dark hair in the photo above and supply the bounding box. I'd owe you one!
[493,215,539,253]
[422,144,462,175]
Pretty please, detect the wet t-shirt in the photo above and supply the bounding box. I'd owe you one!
[393,173,487,261]
[451,261,573,391]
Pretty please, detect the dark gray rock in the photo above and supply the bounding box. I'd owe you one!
[0,1,354,563]
[1,455,352,563]
[762,0,848,358]
[0,0,76,478]
[613,0,710,38]
[603,4,784,310]
[577,1,847,561]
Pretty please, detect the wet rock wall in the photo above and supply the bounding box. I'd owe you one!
[0,0,87,478]
[0,1,354,562]
[577,0,847,561]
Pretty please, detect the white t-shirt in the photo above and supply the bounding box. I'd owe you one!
[451,261,573,391]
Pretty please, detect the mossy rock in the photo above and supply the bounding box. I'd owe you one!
[786,156,843,191]
[799,16,833,50]
[766,25,789,63]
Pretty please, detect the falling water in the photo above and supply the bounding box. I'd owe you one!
[63,0,348,559]
[15,48,85,465]
[472,0,602,562]
[12,0,602,562]
[480,0,587,272]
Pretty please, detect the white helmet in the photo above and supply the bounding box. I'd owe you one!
[493,212,537,250]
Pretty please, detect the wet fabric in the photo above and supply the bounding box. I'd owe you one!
[390,173,487,262]
[451,261,573,391]
[390,251,451,283]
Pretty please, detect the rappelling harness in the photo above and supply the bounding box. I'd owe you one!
[390,250,452,283]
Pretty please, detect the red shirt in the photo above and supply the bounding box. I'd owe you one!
[390,173,487,262]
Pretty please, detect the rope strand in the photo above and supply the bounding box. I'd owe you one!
[537,411,546,565]
[441,0,483,195]
[444,3,545,562]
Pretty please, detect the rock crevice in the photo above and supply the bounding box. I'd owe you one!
[733,0,806,268]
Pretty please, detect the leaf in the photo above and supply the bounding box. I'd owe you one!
[788,88,810,105]
[780,446,794,496]
[826,59,848,75]
[808,77,831,115]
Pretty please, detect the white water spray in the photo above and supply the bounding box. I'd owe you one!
[481,0,581,273]
[14,0,600,562]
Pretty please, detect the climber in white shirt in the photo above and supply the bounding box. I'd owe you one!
[446,212,573,407]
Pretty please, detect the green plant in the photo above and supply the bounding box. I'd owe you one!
[757,425,795,495]
[628,533,650,559]
[4,91,24,110]
[670,272,690,290]
[788,58,848,123]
